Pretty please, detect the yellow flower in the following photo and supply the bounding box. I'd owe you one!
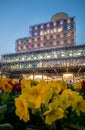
[22,81,53,108]
[71,94,85,115]
[0,78,13,92]
[21,79,31,89]
[15,95,30,122]
[58,89,71,110]
[43,102,64,125]
[73,82,82,89]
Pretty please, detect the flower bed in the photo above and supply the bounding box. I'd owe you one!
[0,78,85,130]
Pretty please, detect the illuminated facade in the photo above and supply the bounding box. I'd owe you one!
[1,13,85,81]
[16,12,76,52]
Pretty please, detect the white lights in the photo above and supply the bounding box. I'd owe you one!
[63,73,73,81]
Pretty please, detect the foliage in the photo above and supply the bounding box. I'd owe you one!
[0,78,85,130]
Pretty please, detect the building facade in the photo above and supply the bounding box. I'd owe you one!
[1,12,85,81]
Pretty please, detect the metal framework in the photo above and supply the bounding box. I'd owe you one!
[1,45,85,75]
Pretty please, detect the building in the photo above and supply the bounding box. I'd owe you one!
[1,12,85,81]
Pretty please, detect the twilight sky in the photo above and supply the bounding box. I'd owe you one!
[0,0,85,60]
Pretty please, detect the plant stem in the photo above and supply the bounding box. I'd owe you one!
[47,122,57,130]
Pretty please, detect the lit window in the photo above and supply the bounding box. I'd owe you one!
[47,55,51,58]
[61,53,65,57]
[53,35,56,39]
[35,26,38,30]
[68,40,71,44]
[47,29,50,34]
[29,64,32,68]
[60,34,63,38]
[67,25,70,30]
[22,57,25,61]
[67,19,71,24]
[53,41,56,45]
[40,25,44,29]
[47,23,50,27]
[53,21,56,26]
[67,32,71,37]
[40,43,43,47]
[40,31,44,35]
[28,44,32,49]
[29,39,32,42]
[40,37,44,41]
[18,46,21,51]
[34,44,37,48]
[47,35,50,40]
[34,38,37,42]
[34,32,38,36]
[50,30,53,34]
[60,41,64,45]
[58,27,62,32]
[60,20,63,25]
[23,45,26,49]
[53,28,57,33]
[18,41,21,45]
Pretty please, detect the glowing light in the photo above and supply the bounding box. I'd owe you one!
[40,31,44,35]
[60,20,63,25]
[67,19,71,24]
[34,38,37,42]
[58,27,62,32]
[63,73,73,80]
[53,22,56,26]
[53,28,57,33]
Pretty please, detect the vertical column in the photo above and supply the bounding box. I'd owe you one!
[33,72,35,80]
[42,73,43,80]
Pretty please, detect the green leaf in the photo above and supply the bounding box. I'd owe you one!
[0,123,13,130]
[70,124,85,130]
[26,128,35,130]
[1,93,10,104]
[0,105,7,121]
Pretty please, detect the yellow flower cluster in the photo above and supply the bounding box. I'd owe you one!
[0,78,85,125]
[0,78,19,93]
[0,78,13,93]
[14,79,85,125]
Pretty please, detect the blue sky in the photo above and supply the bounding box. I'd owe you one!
[0,0,85,59]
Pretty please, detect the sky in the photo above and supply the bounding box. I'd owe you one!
[0,0,85,60]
